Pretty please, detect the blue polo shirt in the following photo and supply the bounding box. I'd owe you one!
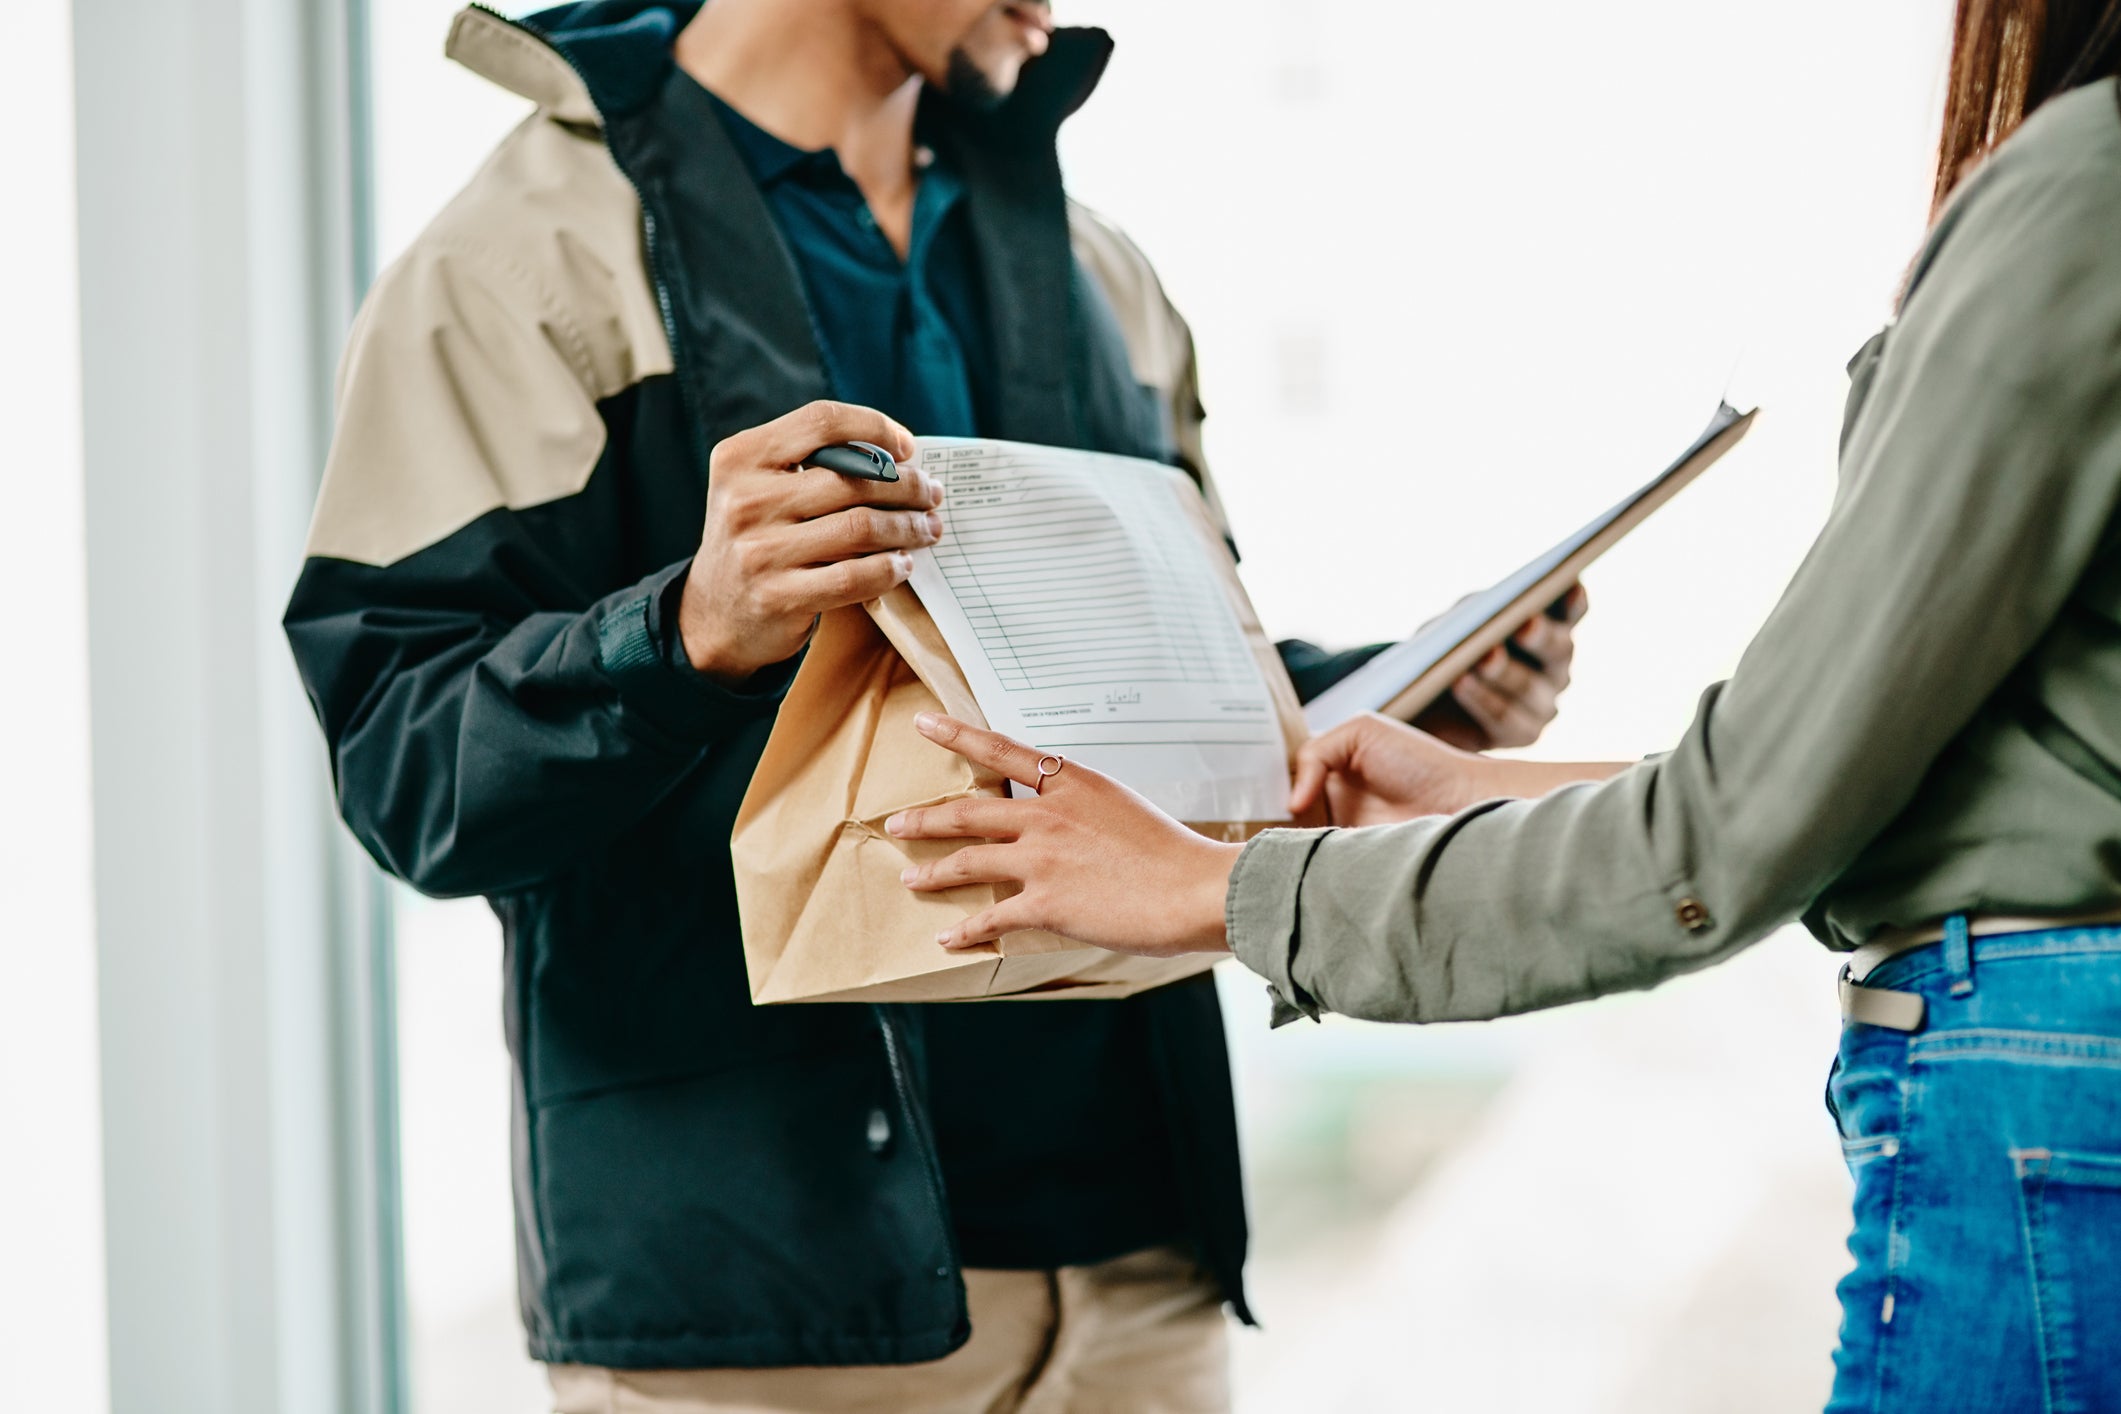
[701,89,991,437]
[703,89,1187,1274]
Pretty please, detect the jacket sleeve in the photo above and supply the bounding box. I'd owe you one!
[284,235,787,900]
[1276,640,1390,705]
[1226,114,2121,1024]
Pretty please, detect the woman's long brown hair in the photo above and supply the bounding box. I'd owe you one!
[1933,0,2121,213]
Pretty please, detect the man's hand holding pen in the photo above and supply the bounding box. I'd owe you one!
[677,402,941,686]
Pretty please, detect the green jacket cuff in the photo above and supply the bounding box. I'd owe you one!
[1227,827,1335,1026]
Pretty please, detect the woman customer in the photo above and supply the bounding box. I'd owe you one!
[887,3,2121,1408]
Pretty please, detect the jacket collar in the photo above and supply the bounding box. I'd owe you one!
[446,2,1113,144]
[445,6,601,126]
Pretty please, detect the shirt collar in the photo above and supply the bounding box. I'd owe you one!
[701,85,953,195]
[701,87,834,187]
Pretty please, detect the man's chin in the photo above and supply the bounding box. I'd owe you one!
[942,47,1018,112]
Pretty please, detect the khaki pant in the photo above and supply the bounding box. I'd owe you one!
[547,1246,1230,1414]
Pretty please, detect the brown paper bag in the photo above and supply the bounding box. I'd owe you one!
[732,491,1308,1004]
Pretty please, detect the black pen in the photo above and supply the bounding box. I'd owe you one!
[802,441,899,483]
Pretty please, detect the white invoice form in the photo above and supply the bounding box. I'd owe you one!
[906,438,1291,823]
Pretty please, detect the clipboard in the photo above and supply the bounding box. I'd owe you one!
[1304,401,1758,734]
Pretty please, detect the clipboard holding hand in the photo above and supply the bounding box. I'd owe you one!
[1304,401,1758,734]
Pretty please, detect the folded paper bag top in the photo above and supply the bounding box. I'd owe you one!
[731,489,1309,1005]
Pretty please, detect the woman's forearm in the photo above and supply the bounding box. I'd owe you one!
[1471,757,1630,800]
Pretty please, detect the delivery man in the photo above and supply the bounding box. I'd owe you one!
[283,1,1582,1408]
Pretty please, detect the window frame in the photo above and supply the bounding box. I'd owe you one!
[74,0,408,1405]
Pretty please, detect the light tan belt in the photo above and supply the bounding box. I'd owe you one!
[1839,906,2121,1033]
[1847,906,2121,982]
[1838,977,1928,1031]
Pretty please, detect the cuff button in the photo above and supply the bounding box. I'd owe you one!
[1674,898,1714,933]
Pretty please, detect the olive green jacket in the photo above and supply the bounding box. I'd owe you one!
[1229,80,2121,1026]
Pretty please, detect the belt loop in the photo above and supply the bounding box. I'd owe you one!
[1944,913,1974,997]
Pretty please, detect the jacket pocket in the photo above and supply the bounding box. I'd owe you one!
[2015,1148,2121,1414]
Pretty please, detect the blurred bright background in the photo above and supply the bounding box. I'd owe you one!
[5,0,1952,1410]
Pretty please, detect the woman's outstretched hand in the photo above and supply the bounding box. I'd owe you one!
[1290,713,1504,825]
[890,711,1628,955]
[887,713,1240,957]
[1293,712,1634,824]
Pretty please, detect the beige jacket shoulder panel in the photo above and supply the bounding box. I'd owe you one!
[1067,201,1233,542]
[306,18,669,567]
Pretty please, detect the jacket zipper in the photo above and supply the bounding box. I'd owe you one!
[874,1006,965,1296]
[631,203,715,478]
[482,5,963,1301]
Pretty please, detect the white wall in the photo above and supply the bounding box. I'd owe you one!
[0,2,110,1409]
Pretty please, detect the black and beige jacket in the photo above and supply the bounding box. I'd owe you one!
[286,0,1361,1369]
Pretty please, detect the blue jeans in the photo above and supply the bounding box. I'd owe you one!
[1826,923,2121,1413]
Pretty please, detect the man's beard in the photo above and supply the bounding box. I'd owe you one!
[943,47,1009,112]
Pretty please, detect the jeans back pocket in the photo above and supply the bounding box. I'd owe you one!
[2015,1148,2121,1414]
